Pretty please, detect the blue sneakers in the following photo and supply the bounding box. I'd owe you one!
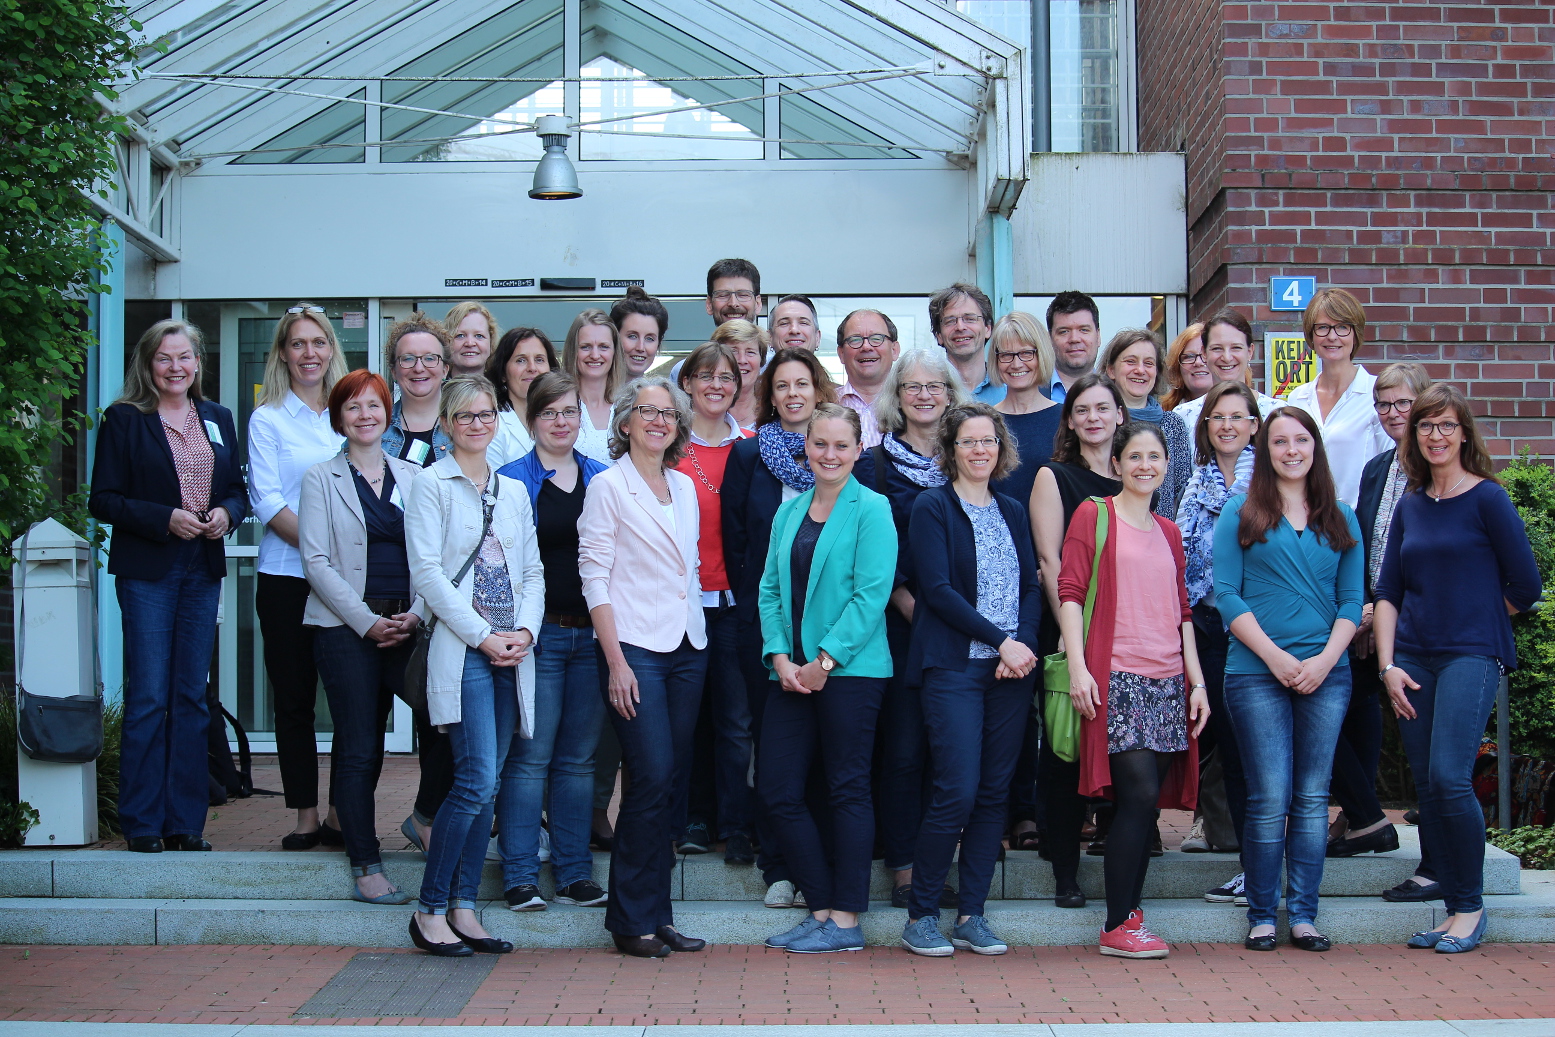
[951,915,1009,955]
[901,916,954,956]
[786,918,865,953]
[765,915,826,949]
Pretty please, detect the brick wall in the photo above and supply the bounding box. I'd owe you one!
[1138,0,1555,458]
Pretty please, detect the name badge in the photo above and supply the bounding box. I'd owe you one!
[204,420,223,446]
[404,439,430,466]
[390,484,405,511]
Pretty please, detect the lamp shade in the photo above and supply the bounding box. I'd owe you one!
[529,115,581,200]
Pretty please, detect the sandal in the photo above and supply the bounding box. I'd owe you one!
[1010,823,1041,852]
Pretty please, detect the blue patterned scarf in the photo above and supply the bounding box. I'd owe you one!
[757,422,813,492]
[1177,445,1254,605]
[881,432,947,488]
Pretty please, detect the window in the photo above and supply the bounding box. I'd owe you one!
[579,57,762,160]
[1050,0,1129,153]
[235,90,366,164]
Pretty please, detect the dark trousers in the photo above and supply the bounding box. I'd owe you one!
[256,574,328,810]
[684,603,752,840]
[739,619,791,885]
[116,540,220,840]
[1330,662,1387,829]
[313,624,410,870]
[601,638,707,936]
[759,675,884,914]
[874,608,927,872]
[911,660,1033,920]
[1193,603,1246,846]
[412,709,455,823]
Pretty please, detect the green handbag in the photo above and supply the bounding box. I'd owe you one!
[1041,498,1108,763]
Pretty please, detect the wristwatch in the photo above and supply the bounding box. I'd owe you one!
[818,651,835,673]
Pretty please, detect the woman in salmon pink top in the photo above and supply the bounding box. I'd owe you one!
[1058,420,1208,961]
[674,342,755,863]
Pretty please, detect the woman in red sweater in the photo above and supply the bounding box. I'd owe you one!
[1058,420,1209,960]
[674,342,756,862]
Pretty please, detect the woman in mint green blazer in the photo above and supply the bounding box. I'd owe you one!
[756,403,897,954]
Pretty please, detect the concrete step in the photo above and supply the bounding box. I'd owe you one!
[2,873,1551,947]
[0,826,1522,902]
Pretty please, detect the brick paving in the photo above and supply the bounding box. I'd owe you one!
[0,942,1551,1025]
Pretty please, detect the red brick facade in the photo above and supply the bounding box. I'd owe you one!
[1138,0,1554,457]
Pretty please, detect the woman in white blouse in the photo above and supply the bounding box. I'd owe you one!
[486,327,558,468]
[405,376,544,956]
[248,303,347,850]
[564,310,627,464]
[1284,289,1389,507]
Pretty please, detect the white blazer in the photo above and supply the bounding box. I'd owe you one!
[578,458,706,653]
[298,451,427,634]
[405,455,545,731]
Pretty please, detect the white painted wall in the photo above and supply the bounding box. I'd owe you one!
[157,164,979,300]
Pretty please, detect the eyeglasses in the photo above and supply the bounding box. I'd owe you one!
[901,381,948,397]
[710,290,756,303]
[843,334,894,348]
[941,314,986,328]
[631,404,679,425]
[995,349,1039,364]
[1311,323,1355,338]
[452,410,498,426]
[1206,413,1253,426]
[396,353,445,369]
[537,406,581,422]
[1180,352,1207,366]
[955,436,1001,450]
[1417,420,1460,437]
[1375,398,1414,415]
[694,371,737,386]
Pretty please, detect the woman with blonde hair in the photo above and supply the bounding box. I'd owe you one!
[712,319,770,429]
[989,312,1062,508]
[249,304,348,850]
[445,301,499,379]
[1162,323,1211,412]
[564,309,628,463]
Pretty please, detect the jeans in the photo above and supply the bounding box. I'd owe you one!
[1193,603,1246,847]
[1330,661,1387,829]
[759,675,884,914]
[1394,651,1500,915]
[1224,664,1351,927]
[739,620,791,885]
[256,574,329,810]
[874,608,927,872]
[116,540,220,840]
[498,622,604,889]
[911,660,1033,920]
[683,603,751,840]
[601,638,707,936]
[313,624,411,869]
[418,647,519,914]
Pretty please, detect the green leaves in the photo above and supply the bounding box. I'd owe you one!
[1503,452,1555,761]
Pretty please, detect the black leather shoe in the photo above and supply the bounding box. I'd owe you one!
[1290,931,1332,952]
[656,925,706,952]
[281,829,321,851]
[128,836,163,853]
[409,915,474,957]
[1244,932,1277,951]
[939,884,959,909]
[1054,886,1087,909]
[1150,824,1164,858]
[1383,877,1443,902]
[614,934,672,958]
[449,919,513,954]
[724,831,755,866]
[165,835,212,851]
[891,884,912,909]
[1326,824,1400,857]
[318,823,345,847]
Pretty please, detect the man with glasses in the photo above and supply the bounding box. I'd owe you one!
[835,309,901,446]
[1045,290,1103,402]
[706,258,763,328]
[381,312,453,468]
[930,283,1004,404]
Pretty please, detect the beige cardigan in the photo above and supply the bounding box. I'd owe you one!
[298,451,428,635]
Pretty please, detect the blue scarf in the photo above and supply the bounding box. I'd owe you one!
[757,422,813,492]
[1177,445,1254,605]
[1130,395,1166,424]
[881,433,946,488]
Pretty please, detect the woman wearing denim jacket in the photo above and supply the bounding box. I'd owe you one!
[405,376,544,957]
[1212,406,1363,954]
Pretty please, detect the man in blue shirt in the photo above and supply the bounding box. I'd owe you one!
[930,282,1004,404]
[1045,290,1102,402]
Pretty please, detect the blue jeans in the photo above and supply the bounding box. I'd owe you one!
[1224,664,1352,927]
[911,660,1033,920]
[417,648,518,914]
[314,623,411,869]
[600,638,707,936]
[116,540,220,840]
[759,675,884,914]
[498,622,604,889]
[874,608,927,872]
[1394,651,1500,915]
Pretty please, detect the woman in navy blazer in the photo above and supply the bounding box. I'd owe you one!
[89,320,246,853]
[900,403,1041,958]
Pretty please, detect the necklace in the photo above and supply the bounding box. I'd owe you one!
[348,455,386,487]
[1429,472,1468,502]
[686,444,720,495]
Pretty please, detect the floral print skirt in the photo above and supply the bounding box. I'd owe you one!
[1106,670,1188,754]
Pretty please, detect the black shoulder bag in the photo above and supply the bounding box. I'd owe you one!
[15,528,105,764]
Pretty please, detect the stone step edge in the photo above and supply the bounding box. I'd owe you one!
[2,891,1550,947]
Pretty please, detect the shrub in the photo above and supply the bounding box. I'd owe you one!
[1488,826,1555,870]
[1502,453,1555,761]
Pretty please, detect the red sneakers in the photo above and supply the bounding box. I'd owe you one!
[1099,910,1170,959]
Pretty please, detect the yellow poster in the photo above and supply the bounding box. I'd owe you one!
[1264,333,1315,400]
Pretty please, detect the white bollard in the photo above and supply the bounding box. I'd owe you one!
[14,518,99,846]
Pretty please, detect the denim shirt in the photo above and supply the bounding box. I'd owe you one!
[380,400,453,468]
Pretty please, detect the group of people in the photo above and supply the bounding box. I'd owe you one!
[89,256,1542,962]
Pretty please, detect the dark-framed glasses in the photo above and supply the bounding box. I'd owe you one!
[452,409,498,426]
[843,334,893,348]
[1375,398,1414,415]
[995,349,1039,364]
[901,381,948,397]
[1312,323,1354,338]
[396,353,445,369]
[710,289,755,303]
[537,406,581,422]
[632,404,679,425]
[1417,420,1460,437]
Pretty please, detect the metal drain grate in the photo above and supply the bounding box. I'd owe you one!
[294,951,497,1018]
